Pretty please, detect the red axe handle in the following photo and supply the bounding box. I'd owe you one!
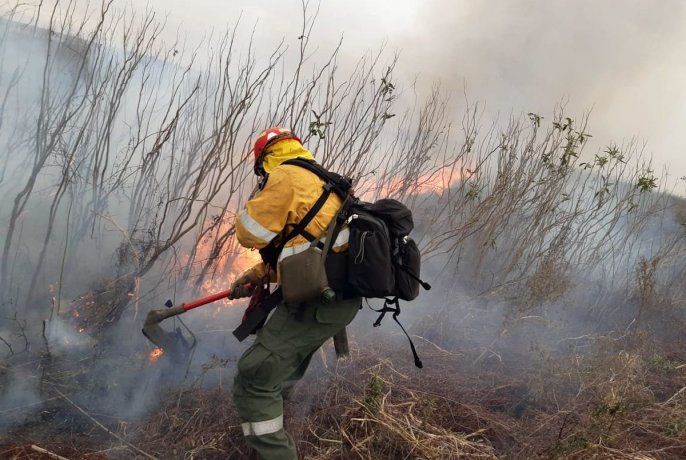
[180,284,252,312]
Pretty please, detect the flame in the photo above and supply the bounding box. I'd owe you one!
[149,347,164,363]
[175,220,262,315]
[356,164,463,200]
[197,241,261,307]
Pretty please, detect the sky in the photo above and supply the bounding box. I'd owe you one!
[59,0,686,191]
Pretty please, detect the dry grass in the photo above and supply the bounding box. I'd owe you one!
[291,351,503,459]
[131,389,246,459]
[133,338,686,459]
[1,335,684,459]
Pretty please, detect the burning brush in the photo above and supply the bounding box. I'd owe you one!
[63,276,137,333]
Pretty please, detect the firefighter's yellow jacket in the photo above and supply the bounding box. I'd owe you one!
[235,139,348,280]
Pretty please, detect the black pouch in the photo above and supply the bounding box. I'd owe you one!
[395,236,421,301]
[325,251,348,291]
[347,212,395,298]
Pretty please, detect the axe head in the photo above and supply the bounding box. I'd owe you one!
[142,301,196,363]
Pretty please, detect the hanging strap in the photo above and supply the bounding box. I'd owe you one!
[372,297,423,368]
[232,288,284,341]
[396,264,432,291]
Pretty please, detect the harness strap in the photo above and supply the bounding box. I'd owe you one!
[280,181,333,245]
[283,158,351,200]
[372,297,423,368]
[260,182,332,266]
[260,158,354,266]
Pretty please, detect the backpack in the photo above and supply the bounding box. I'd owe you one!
[262,158,430,367]
[346,199,429,301]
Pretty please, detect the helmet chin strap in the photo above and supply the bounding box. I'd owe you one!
[256,171,268,191]
[253,147,268,181]
[254,159,266,177]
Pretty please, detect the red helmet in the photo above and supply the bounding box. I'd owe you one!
[253,127,301,163]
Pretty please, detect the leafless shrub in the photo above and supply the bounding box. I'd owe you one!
[0,2,684,459]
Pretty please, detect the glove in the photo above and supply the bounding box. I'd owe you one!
[228,266,261,299]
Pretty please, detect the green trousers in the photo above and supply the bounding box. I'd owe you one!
[233,295,360,460]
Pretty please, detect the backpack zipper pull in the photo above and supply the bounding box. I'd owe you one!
[354,231,369,264]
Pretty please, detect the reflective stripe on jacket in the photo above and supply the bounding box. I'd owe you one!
[235,140,348,277]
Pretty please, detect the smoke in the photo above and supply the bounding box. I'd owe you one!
[0,367,42,430]
[0,0,684,444]
[29,0,686,180]
[139,0,686,182]
[385,0,686,182]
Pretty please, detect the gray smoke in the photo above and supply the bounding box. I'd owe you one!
[0,0,684,442]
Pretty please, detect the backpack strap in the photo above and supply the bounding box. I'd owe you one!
[260,159,354,266]
[259,181,333,266]
[281,181,334,245]
[283,158,352,199]
[317,197,346,261]
[371,297,423,369]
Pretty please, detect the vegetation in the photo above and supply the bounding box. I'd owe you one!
[0,1,684,459]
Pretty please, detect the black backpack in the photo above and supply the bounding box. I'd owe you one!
[263,158,431,367]
[346,199,429,301]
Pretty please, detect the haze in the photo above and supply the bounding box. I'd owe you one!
[61,0,686,190]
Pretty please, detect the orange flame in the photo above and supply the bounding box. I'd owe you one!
[356,164,463,200]
[176,220,262,315]
[149,347,164,363]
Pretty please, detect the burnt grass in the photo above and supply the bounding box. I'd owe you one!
[1,332,685,459]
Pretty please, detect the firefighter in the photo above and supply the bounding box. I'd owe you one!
[230,127,360,459]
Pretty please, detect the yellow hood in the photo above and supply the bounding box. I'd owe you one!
[262,139,315,174]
